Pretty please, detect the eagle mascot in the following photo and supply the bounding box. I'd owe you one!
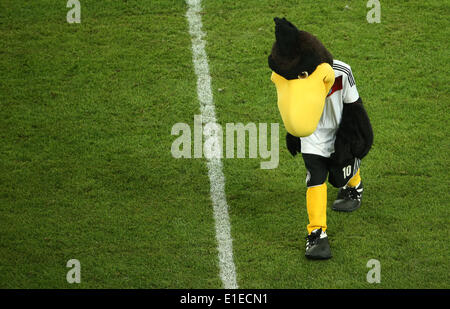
[268,17,373,259]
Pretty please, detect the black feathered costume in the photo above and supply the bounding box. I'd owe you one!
[268,17,373,259]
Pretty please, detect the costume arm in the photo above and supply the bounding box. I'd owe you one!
[286,132,301,157]
[332,97,373,164]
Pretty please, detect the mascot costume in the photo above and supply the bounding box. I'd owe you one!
[268,18,373,259]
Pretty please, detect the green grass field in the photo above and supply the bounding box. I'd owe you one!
[1,0,449,289]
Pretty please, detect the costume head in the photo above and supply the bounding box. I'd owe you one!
[268,17,335,137]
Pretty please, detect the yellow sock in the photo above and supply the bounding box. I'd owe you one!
[306,183,327,234]
[347,169,361,188]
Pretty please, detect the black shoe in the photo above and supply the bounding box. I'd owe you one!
[305,228,332,260]
[332,182,363,212]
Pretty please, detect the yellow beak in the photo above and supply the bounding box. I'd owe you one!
[271,63,335,137]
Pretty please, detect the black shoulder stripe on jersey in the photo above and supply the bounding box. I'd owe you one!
[333,64,353,81]
[333,64,355,87]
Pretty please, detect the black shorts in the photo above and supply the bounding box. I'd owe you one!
[302,153,361,188]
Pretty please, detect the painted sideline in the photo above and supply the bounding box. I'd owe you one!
[185,0,238,289]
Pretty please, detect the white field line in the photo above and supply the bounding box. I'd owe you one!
[185,0,238,289]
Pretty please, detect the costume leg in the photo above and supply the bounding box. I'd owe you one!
[347,168,361,187]
[330,159,364,212]
[302,154,328,234]
[306,183,327,234]
[302,154,332,259]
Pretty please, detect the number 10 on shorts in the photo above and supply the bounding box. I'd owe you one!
[342,165,352,178]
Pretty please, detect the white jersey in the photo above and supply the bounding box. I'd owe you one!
[300,60,360,158]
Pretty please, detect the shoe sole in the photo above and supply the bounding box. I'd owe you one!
[305,253,332,260]
[332,201,362,212]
